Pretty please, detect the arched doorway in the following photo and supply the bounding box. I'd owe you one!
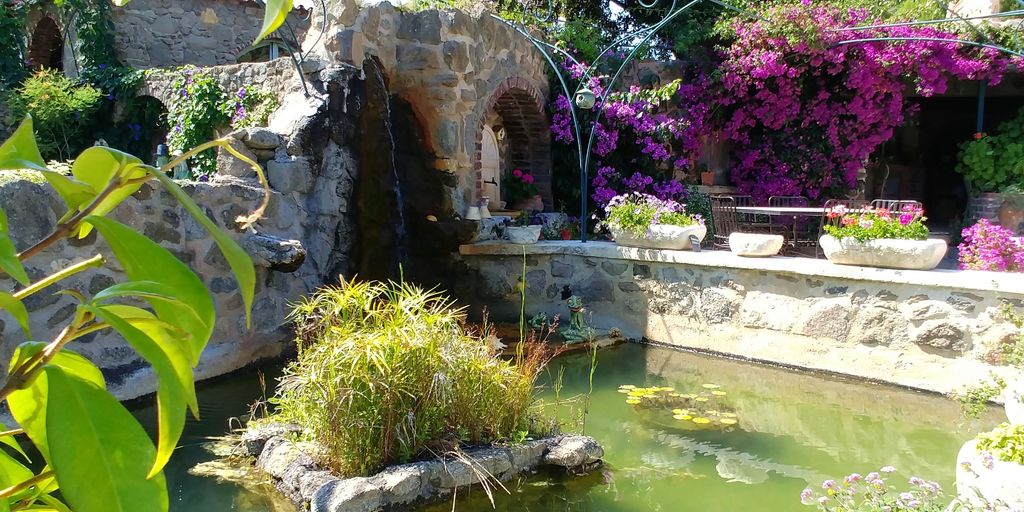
[475,77,552,211]
[28,17,63,71]
[480,125,501,209]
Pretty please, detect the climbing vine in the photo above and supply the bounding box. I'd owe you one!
[167,67,279,177]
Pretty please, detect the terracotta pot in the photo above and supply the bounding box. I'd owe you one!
[998,194,1024,234]
[700,171,715,187]
[512,194,543,212]
[609,224,707,251]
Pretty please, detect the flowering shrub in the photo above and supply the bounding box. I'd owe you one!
[604,192,702,237]
[220,85,279,130]
[718,3,1011,201]
[823,204,928,241]
[976,423,1024,465]
[503,168,540,206]
[958,219,1024,272]
[800,467,948,511]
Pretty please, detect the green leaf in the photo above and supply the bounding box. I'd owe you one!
[0,450,32,489]
[86,217,214,364]
[91,280,204,327]
[69,148,146,238]
[36,171,95,214]
[43,366,169,512]
[149,170,255,328]
[0,292,30,338]
[0,117,46,172]
[87,305,195,477]
[255,0,293,44]
[8,343,106,462]
[0,422,29,462]
[0,207,29,285]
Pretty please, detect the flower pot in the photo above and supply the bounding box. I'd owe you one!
[818,235,947,270]
[512,195,543,212]
[956,439,1024,509]
[998,193,1024,234]
[610,224,707,251]
[1005,380,1024,424]
[728,233,783,257]
[700,171,715,187]
[506,225,542,244]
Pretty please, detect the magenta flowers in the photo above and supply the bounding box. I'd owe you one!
[958,219,1024,272]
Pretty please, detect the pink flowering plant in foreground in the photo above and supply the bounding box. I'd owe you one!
[717,4,1012,202]
[958,219,1024,272]
[823,204,928,242]
[800,467,949,511]
[602,192,702,237]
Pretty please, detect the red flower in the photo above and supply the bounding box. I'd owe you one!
[512,169,523,178]
[974,132,985,140]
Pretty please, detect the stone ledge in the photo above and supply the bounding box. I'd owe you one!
[247,424,604,512]
[459,241,1024,297]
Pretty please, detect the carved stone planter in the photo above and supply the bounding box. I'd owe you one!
[956,439,1024,510]
[728,233,783,257]
[818,235,947,270]
[610,224,707,251]
[506,226,541,244]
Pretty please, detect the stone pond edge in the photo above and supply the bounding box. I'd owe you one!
[243,423,605,512]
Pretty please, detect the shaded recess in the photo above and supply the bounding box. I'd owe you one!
[28,16,63,71]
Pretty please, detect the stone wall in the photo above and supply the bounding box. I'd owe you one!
[111,0,310,68]
[457,242,1024,394]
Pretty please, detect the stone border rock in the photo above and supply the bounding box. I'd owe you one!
[243,423,604,512]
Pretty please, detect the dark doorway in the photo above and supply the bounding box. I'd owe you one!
[28,17,63,71]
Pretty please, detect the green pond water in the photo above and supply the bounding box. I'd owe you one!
[142,343,999,511]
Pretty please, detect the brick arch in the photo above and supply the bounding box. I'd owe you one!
[474,77,551,210]
[28,16,63,71]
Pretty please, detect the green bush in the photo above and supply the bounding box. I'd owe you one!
[272,279,552,476]
[977,422,1024,465]
[957,108,1024,194]
[5,69,103,160]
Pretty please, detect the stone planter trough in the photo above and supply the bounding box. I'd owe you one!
[506,225,541,244]
[610,224,707,251]
[818,235,947,270]
[956,439,1024,509]
[728,233,784,257]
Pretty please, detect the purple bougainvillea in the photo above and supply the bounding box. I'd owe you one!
[959,219,1024,272]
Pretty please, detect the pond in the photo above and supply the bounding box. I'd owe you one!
[144,343,998,511]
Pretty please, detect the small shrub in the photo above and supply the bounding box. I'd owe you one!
[272,279,553,476]
[823,204,928,242]
[977,423,1024,465]
[5,69,103,159]
[800,467,947,511]
[956,109,1024,194]
[958,219,1024,272]
[603,192,702,237]
[950,376,1005,420]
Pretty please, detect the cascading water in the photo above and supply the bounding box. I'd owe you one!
[354,58,408,282]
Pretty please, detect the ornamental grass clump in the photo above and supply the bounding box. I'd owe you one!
[272,279,552,476]
[823,204,928,242]
[604,192,702,237]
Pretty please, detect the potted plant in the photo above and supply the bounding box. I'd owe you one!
[603,193,706,250]
[1000,183,1024,235]
[700,169,715,187]
[819,204,947,270]
[505,211,542,244]
[503,168,543,211]
[956,423,1024,509]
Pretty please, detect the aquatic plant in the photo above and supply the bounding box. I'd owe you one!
[603,192,702,237]
[976,423,1024,465]
[950,375,1006,421]
[800,467,948,511]
[273,278,556,476]
[823,204,929,242]
[618,383,738,430]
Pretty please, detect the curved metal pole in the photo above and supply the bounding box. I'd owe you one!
[831,9,1024,31]
[830,37,1024,57]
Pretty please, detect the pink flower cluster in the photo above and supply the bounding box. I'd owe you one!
[718,4,1013,202]
[958,219,1024,272]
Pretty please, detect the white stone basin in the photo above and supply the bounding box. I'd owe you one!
[819,235,947,270]
[729,233,784,257]
[956,439,1024,509]
[506,225,541,244]
[610,224,707,251]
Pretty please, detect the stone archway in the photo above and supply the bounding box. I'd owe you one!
[28,16,63,71]
[475,77,552,211]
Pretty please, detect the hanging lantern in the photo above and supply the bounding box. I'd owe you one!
[575,88,596,110]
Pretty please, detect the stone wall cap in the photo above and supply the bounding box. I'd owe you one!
[459,241,1024,296]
